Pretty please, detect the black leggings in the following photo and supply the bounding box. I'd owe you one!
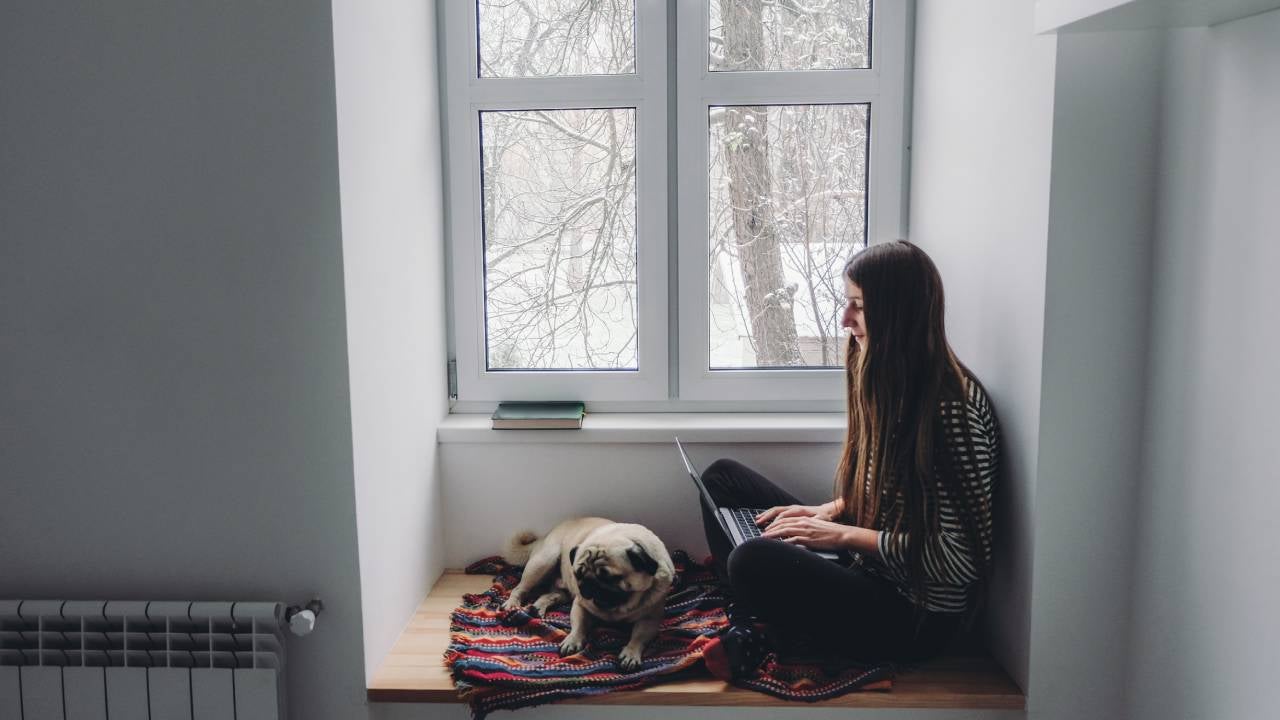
[700,458,960,662]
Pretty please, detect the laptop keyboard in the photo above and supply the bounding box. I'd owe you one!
[729,507,768,539]
[727,506,843,562]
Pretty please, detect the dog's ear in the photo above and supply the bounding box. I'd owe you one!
[569,545,579,565]
[626,544,659,575]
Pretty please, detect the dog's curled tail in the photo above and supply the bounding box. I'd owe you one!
[502,530,540,567]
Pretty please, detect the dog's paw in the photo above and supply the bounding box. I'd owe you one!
[532,596,559,616]
[500,594,524,611]
[618,645,644,672]
[559,634,586,657]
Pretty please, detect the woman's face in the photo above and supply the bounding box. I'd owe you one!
[841,278,866,347]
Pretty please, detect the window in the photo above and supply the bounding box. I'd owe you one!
[443,1,909,407]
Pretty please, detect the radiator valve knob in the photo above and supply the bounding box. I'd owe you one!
[289,609,316,636]
[286,598,323,636]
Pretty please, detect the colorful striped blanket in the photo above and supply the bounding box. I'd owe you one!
[446,551,895,718]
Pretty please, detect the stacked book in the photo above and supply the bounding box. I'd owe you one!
[491,401,586,430]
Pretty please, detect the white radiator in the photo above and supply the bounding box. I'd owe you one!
[0,600,287,720]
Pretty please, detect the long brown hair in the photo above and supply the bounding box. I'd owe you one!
[834,241,987,617]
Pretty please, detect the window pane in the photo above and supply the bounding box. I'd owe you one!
[477,0,636,78]
[707,103,869,369]
[481,108,638,370]
[709,0,871,72]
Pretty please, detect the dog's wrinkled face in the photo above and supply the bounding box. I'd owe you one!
[570,537,661,610]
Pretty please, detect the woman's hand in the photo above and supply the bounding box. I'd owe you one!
[760,517,857,551]
[755,501,836,526]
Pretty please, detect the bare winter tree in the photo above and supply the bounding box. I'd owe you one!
[479,0,635,77]
[482,107,637,370]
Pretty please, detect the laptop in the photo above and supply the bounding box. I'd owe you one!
[675,437,842,562]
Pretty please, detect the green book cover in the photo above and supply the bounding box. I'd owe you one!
[491,401,585,428]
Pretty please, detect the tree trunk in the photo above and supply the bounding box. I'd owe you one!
[721,0,801,366]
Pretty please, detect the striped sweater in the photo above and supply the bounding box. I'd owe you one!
[865,377,1000,614]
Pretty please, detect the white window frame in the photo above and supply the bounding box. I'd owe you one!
[675,0,911,403]
[442,0,669,403]
[442,1,910,408]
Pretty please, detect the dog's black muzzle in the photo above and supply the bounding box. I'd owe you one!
[576,573,630,609]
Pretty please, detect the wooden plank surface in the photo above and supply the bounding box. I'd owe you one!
[367,571,1025,709]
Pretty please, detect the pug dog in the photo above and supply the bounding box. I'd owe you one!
[501,517,675,671]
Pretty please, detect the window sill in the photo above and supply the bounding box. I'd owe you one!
[437,412,846,444]
[368,570,1026,709]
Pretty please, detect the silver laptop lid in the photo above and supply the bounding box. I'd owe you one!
[675,437,734,538]
[675,436,698,478]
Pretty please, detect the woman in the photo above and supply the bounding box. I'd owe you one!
[699,240,1000,679]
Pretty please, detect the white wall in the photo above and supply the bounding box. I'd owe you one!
[0,2,367,719]
[1030,27,1165,720]
[907,0,1058,691]
[441,442,842,568]
[1128,12,1280,720]
[331,0,449,684]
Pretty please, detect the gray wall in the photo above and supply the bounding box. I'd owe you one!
[12,3,1277,720]
[0,2,367,718]
[331,0,449,682]
[1128,11,1280,720]
[907,0,1059,692]
[1030,28,1165,720]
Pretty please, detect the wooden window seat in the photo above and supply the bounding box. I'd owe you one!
[367,571,1025,710]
